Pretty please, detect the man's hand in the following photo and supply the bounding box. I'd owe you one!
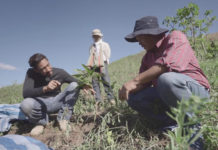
[82,85,96,95]
[119,65,167,101]
[43,80,61,93]
[119,80,137,101]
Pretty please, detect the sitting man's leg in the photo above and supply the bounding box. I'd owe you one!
[21,82,80,134]
[55,82,80,122]
[156,72,210,150]
[21,98,49,125]
[21,97,49,135]
[127,87,174,127]
[157,72,209,109]
[45,82,80,131]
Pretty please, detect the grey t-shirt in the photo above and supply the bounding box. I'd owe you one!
[23,67,77,98]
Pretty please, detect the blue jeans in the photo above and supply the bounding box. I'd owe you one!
[128,72,210,126]
[20,82,80,125]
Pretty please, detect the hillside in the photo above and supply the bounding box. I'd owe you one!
[207,32,218,41]
[0,51,144,103]
[0,51,217,149]
[109,51,145,90]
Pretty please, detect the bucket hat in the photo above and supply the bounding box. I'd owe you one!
[92,29,103,37]
[125,16,168,42]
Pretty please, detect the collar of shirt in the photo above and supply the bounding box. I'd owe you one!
[93,39,102,57]
[149,34,167,53]
[156,35,167,49]
[94,39,103,46]
[93,39,108,62]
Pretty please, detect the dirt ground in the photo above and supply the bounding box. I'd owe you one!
[5,112,103,150]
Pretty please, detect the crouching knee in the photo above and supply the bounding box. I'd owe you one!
[158,72,173,86]
[20,98,35,116]
[66,82,79,91]
[157,72,179,91]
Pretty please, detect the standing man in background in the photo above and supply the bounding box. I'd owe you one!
[87,29,115,105]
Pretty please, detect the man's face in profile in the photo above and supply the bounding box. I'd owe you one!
[136,34,158,51]
[92,35,101,42]
[35,58,53,77]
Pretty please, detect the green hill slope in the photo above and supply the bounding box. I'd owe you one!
[0,51,145,104]
[0,50,217,103]
[109,51,145,89]
[207,32,218,41]
[0,83,23,104]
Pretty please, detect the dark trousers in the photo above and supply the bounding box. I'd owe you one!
[92,62,114,101]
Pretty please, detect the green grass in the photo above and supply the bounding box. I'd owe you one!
[0,50,217,149]
[0,83,23,104]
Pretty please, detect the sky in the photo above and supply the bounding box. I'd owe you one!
[0,0,217,87]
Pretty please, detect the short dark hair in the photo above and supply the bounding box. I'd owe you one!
[28,53,47,68]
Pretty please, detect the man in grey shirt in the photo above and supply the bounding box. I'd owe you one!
[21,53,92,135]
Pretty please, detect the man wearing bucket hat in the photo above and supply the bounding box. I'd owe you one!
[119,16,210,150]
[87,29,115,105]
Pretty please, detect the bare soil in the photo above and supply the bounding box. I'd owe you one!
[6,112,103,150]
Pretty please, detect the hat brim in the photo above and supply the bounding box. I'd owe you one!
[92,33,103,37]
[125,28,169,42]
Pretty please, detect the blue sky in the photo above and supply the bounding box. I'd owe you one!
[0,0,217,87]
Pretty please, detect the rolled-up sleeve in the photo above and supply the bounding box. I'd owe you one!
[155,31,193,72]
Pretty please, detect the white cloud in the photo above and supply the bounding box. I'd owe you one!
[0,62,17,71]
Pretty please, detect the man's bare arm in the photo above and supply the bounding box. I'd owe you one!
[134,64,167,87]
[119,64,167,100]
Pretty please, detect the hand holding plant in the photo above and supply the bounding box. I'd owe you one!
[73,64,102,95]
[82,84,96,95]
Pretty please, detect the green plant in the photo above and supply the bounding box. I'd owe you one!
[165,96,208,150]
[73,64,103,88]
[162,3,217,58]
